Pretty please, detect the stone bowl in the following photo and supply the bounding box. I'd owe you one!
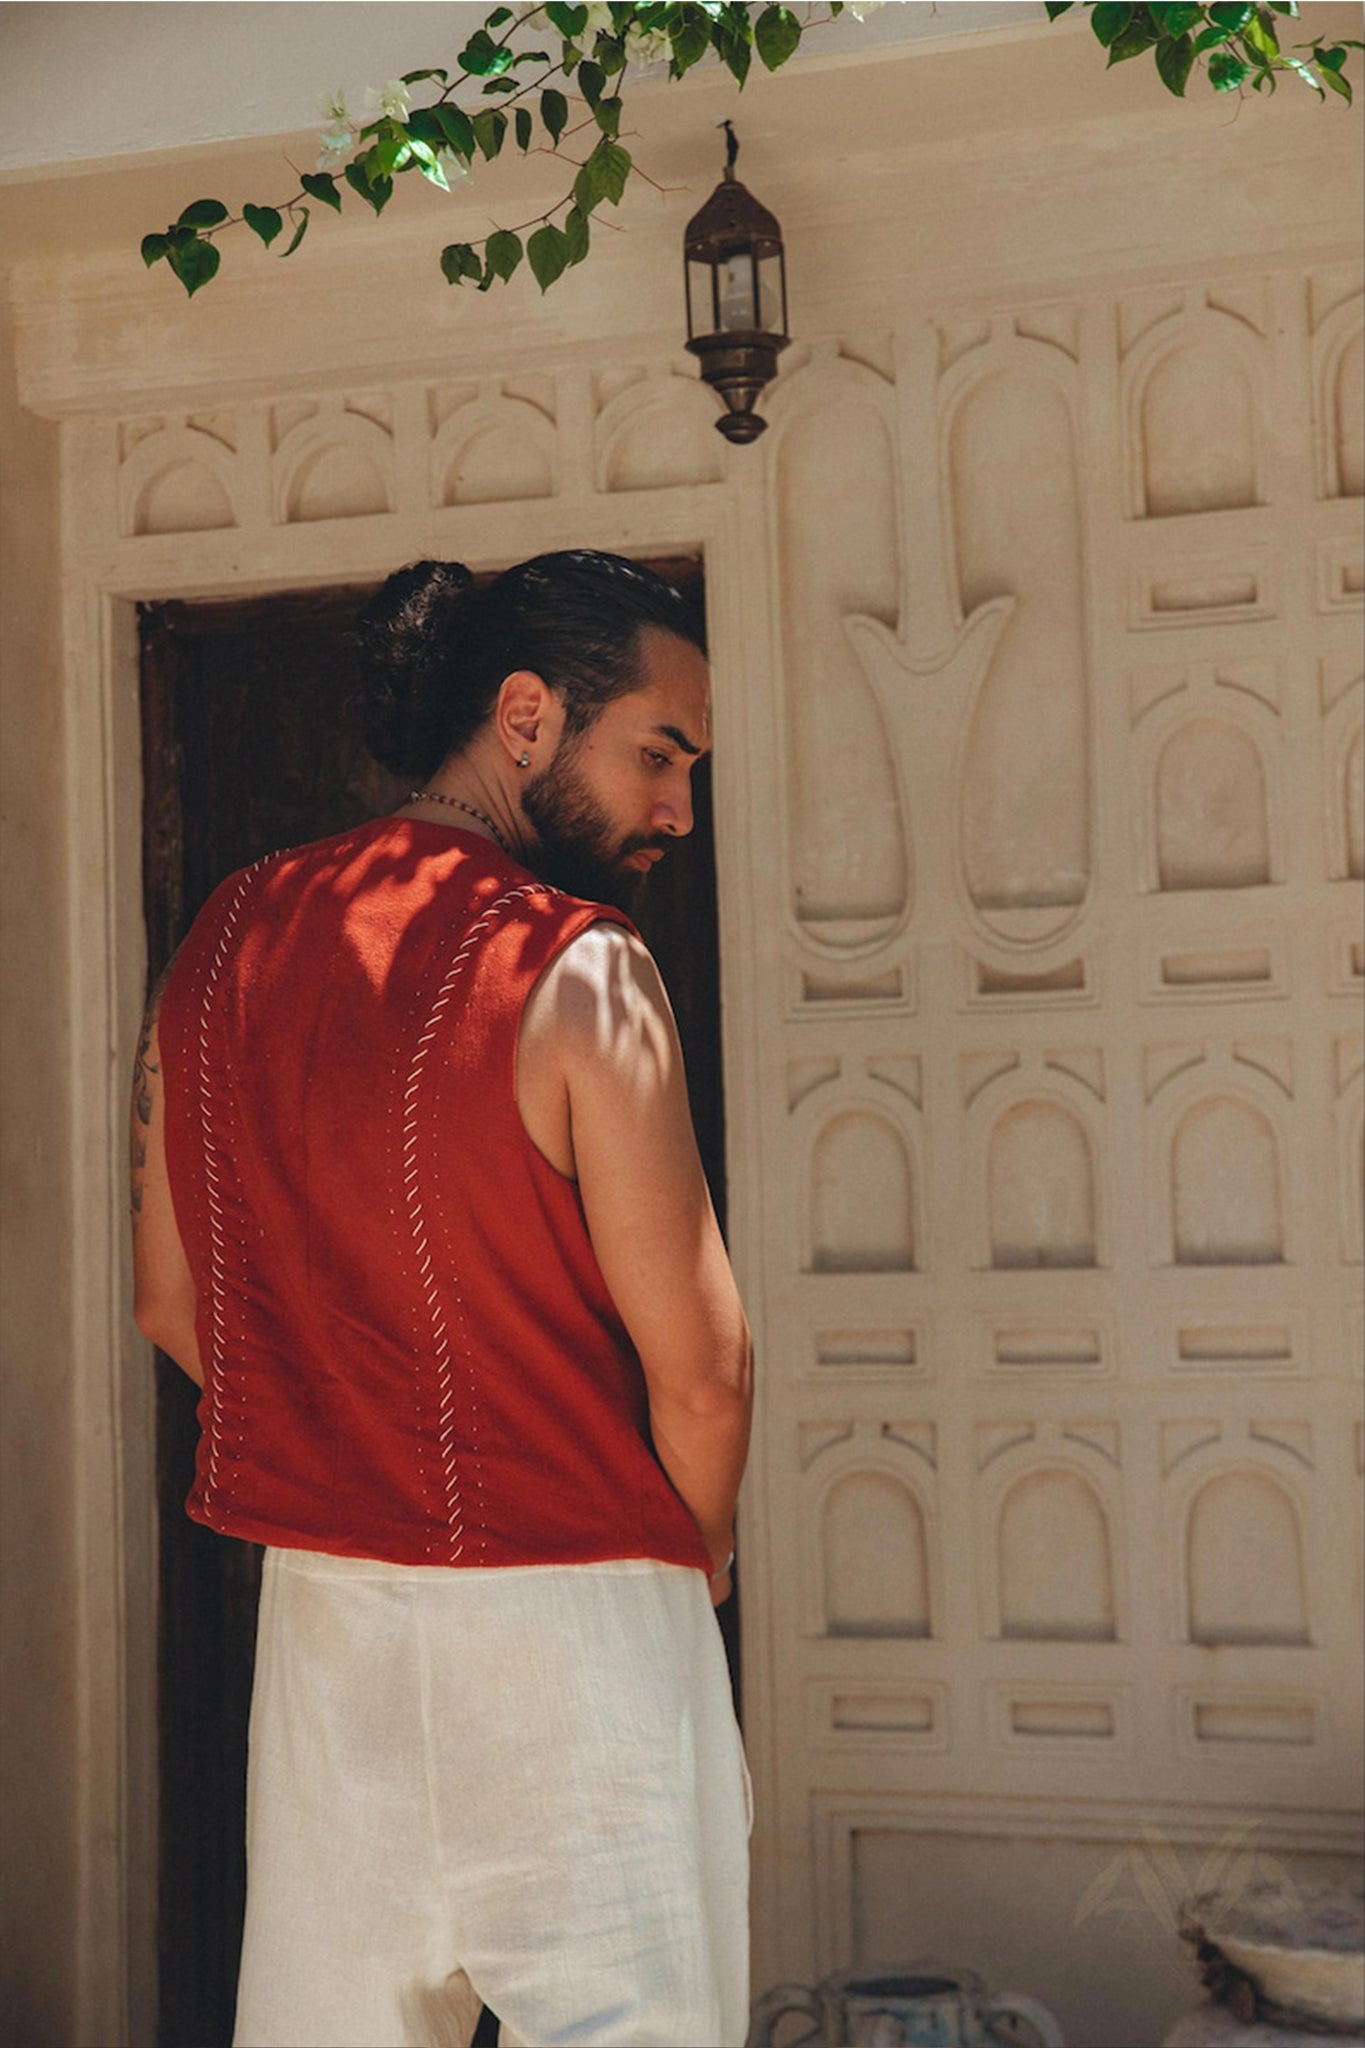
[1179,1875,1365,2032]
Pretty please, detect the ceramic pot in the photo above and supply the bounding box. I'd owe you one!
[748,1961,1065,2048]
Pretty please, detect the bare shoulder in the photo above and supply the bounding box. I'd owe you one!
[523,920,675,1069]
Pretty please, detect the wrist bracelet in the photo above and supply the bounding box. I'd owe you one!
[711,1550,735,1580]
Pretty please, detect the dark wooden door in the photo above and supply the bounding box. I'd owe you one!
[139,563,731,2048]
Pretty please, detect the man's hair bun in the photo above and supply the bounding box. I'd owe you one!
[353,560,476,780]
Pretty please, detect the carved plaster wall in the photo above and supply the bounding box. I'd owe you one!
[60,254,1363,2048]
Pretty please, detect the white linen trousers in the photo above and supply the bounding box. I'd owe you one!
[232,1548,752,2048]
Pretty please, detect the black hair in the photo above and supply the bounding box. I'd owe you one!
[354,549,706,783]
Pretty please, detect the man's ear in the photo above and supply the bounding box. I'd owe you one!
[494,669,561,770]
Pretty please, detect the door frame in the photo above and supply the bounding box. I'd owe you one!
[63,477,772,2046]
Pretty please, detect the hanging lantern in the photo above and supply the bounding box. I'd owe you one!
[683,121,790,443]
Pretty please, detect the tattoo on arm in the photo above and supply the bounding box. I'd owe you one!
[130,958,174,1228]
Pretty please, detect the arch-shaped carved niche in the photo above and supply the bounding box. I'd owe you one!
[1312,293,1363,501]
[433,397,555,505]
[767,354,909,953]
[822,1468,933,1638]
[595,369,725,493]
[808,1103,916,1273]
[1137,336,1260,518]
[274,411,393,523]
[1170,1095,1285,1267]
[1184,1467,1310,1646]
[988,1098,1098,1270]
[1154,717,1272,892]
[941,345,1091,946]
[997,1467,1117,1641]
[119,425,238,537]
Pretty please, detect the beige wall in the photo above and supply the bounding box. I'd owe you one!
[1,10,1361,2044]
[0,289,78,2048]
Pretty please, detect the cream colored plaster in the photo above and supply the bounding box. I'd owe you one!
[0,288,79,2047]
[1,10,1362,2045]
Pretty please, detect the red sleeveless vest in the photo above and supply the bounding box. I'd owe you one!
[158,816,711,1574]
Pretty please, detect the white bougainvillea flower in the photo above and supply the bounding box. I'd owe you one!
[580,3,615,35]
[847,0,886,16]
[625,23,671,69]
[316,109,355,171]
[366,78,412,121]
[436,147,473,187]
[320,87,351,124]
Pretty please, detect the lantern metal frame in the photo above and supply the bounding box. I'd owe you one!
[683,122,790,443]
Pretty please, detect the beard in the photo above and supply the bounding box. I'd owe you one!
[518,735,666,913]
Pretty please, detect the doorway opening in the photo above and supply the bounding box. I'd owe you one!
[138,559,732,2047]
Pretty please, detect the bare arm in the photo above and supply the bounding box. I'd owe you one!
[519,923,752,1595]
[130,968,203,1385]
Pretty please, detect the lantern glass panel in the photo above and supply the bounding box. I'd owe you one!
[687,258,718,341]
[756,251,785,336]
[718,250,758,333]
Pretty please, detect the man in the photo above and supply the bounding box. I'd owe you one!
[131,551,754,2048]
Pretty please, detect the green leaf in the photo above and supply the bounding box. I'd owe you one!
[401,68,449,84]
[573,161,603,214]
[1044,1,1074,15]
[410,141,449,189]
[562,203,591,265]
[1090,3,1133,47]
[594,95,622,135]
[546,1,588,31]
[433,104,476,157]
[515,106,534,150]
[511,48,551,65]
[371,125,412,175]
[459,28,514,75]
[1107,17,1159,61]
[527,222,570,292]
[176,198,229,230]
[755,4,802,68]
[344,162,393,213]
[1316,44,1348,70]
[472,109,508,159]
[1209,2,1254,26]
[1240,12,1281,60]
[594,32,628,76]
[485,229,524,280]
[1284,51,1325,92]
[140,232,169,267]
[279,208,311,257]
[482,77,521,93]
[578,58,606,105]
[1208,45,1252,85]
[540,87,569,143]
[166,236,221,296]
[1319,61,1352,98]
[716,22,752,84]
[488,6,514,23]
[1147,3,1202,33]
[243,202,283,247]
[440,241,484,284]
[301,172,343,211]
[595,139,632,204]
[669,8,711,71]
[1155,30,1196,90]
[1194,18,1235,47]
